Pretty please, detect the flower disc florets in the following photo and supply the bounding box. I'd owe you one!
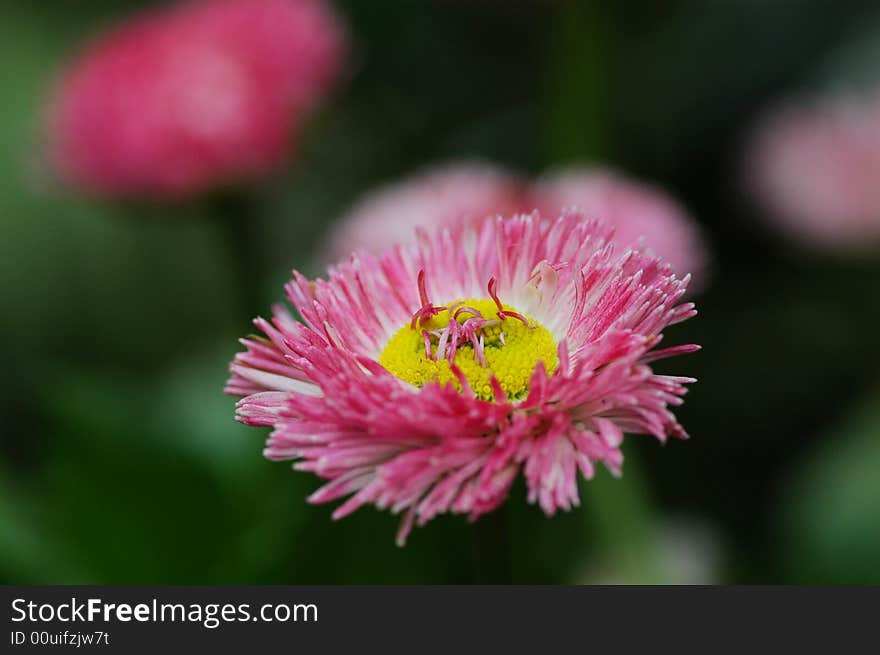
[380,278,558,401]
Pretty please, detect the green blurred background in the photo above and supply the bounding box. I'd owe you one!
[2,0,880,584]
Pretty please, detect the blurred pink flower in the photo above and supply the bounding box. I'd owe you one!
[531,169,708,285]
[48,0,346,198]
[745,96,880,250]
[227,212,698,544]
[325,162,527,262]
[327,163,708,287]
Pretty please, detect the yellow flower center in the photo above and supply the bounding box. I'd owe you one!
[378,298,558,401]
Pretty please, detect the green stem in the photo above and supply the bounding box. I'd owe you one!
[474,507,512,584]
[580,454,666,583]
[212,191,264,318]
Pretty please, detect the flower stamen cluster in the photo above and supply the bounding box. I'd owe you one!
[410,273,534,368]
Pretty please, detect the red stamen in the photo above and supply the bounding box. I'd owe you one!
[410,304,445,329]
[488,276,532,327]
[497,309,532,327]
[446,328,459,363]
[417,269,429,307]
[453,305,483,321]
[409,270,446,329]
[422,330,432,359]
[435,326,451,361]
[472,333,486,367]
[487,277,503,313]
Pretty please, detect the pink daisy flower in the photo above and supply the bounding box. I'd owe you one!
[48,0,346,198]
[227,212,698,544]
[744,95,880,250]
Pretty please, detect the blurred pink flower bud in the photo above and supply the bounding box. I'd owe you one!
[48,0,347,199]
[325,162,528,262]
[744,96,880,251]
[328,163,708,288]
[531,168,708,285]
